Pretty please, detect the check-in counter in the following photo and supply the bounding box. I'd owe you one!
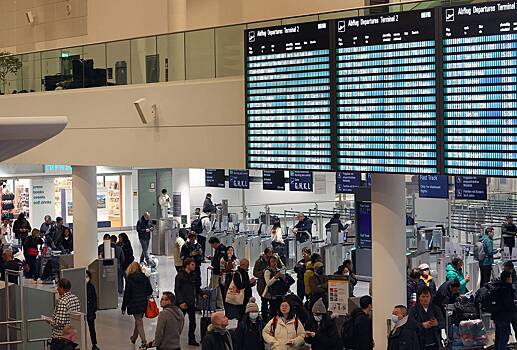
[247,235,262,263]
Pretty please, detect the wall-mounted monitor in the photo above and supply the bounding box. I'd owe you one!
[228,170,250,189]
[455,176,487,200]
[419,175,449,199]
[262,170,286,191]
[289,171,313,192]
[336,171,361,193]
[357,202,372,249]
[205,169,225,188]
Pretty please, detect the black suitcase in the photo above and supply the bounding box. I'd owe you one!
[197,268,217,312]
[200,313,212,342]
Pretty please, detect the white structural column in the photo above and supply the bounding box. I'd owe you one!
[172,169,191,222]
[72,166,98,268]
[371,173,407,350]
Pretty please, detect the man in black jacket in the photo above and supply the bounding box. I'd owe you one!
[492,270,516,350]
[432,279,460,318]
[388,305,420,350]
[175,258,199,346]
[181,233,203,291]
[409,286,445,350]
[136,212,153,265]
[208,236,226,309]
[294,213,313,242]
[502,215,517,255]
[294,247,311,301]
[86,271,99,350]
[325,213,345,232]
[350,295,373,350]
[201,312,233,350]
[305,298,341,350]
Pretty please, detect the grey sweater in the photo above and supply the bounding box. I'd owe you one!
[154,305,185,350]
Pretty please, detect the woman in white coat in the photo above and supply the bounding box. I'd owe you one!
[263,300,306,350]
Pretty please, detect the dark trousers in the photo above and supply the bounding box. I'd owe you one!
[117,267,124,294]
[260,297,269,320]
[183,306,197,342]
[296,280,305,302]
[495,320,511,350]
[479,264,492,287]
[140,238,150,263]
[269,298,282,320]
[87,318,97,346]
[26,255,37,279]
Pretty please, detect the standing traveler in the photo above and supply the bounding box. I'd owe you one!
[1,216,12,248]
[180,232,203,292]
[490,271,516,350]
[111,235,126,294]
[304,253,322,302]
[271,221,286,265]
[48,217,65,250]
[407,268,421,307]
[305,298,341,350]
[117,232,135,276]
[49,325,78,350]
[174,229,186,272]
[234,297,265,350]
[232,258,256,319]
[13,212,31,245]
[0,249,22,283]
[208,236,226,308]
[148,292,185,350]
[203,193,216,214]
[40,215,54,236]
[478,227,498,287]
[502,215,517,255]
[387,305,420,350]
[46,279,81,344]
[294,247,311,301]
[446,258,470,294]
[263,256,293,318]
[262,300,306,350]
[418,264,437,295]
[158,189,171,219]
[58,227,73,253]
[220,245,238,298]
[350,295,374,350]
[409,286,445,350]
[23,228,43,280]
[293,213,313,242]
[86,270,99,350]
[175,258,199,346]
[136,212,153,265]
[335,259,358,297]
[433,279,460,318]
[254,248,275,320]
[201,312,233,350]
[309,262,328,307]
[324,213,345,232]
[121,262,153,349]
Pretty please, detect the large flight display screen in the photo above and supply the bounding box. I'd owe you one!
[335,10,439,174]
[245,22,333,171]
[443,2,517,177]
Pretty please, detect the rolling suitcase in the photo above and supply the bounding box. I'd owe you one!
[197,268,217,312]
[200,309,212,342]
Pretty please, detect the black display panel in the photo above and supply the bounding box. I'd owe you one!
[245,22,333,171]
[262,170,286,191]
[455,176,487,200]
[443,2,517,177]
[419,175,449,199]
[205,169,225,188]
[357,202,372,249]
[289,171,313,192]
[336,171,361,193]
[229,170,250,189]
[335,10,439,174]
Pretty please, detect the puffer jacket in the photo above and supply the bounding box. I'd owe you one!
[303,262,315,296]
[479,235,496,267]
[121,271,153,315]
[446,264,468,294]
[262,316,305,350]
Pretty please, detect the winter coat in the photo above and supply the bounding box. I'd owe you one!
[181,241,203,266]
[253,255,270,296]
[490,280,516,322]
[479,235,496,267]
[304,314,341,350]
[58,234,73,253]
[417,275,437,295]
[409,303,445,350]
[154,304,185,350]
[350,308,373,350]
[294,217,313,234]
[118,241,134,272]
[86,281,97,320]
[262,316,306,350]
[202,325,235,350]
[121,271,152,315]
[387,316,420,350]
[502,222,517,248]
[203,197,216,214]
[433,280,460,314]
[234,318,265,350]
[174,270,196,307]
[304,262,315,296]
[324,217,345,232]
[309,273,328,301]
[136,216,152,241]
[446,264,468,294]
[233,267,253,306]
[407,277,418,307]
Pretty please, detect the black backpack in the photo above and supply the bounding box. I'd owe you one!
[481,284,505,314]
[191,218,203,234]
[341,314,355,349]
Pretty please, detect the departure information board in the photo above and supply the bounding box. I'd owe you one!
[455,176,487,200]
[229,170,250,189]
[263,170,286,191]
[419,175,449,199]
[335,10,439,174]
[205,169,225,188]
[245,22,332,171]
[443,2,517,177]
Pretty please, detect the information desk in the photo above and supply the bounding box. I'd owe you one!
[335,10,439,174]
[443,1,517,176]
[245,22,333,170]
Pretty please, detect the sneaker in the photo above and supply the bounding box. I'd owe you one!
[188,341,200,346]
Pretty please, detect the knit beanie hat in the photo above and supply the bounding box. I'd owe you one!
[245,297,259,314]
[312,298,327,314]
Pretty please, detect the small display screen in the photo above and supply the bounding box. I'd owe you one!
[455,176,487,200]
[419,175,449,199]
[289,171,313,192]
[357,202,372,249]
[228,170,250,189]
[262,170,286,191]
[205,169,225,188]
[336,171,361,193]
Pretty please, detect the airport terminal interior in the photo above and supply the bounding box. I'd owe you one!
[3,0,517,350]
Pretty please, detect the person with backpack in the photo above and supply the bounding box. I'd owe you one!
[388,305,420,350]
[208,236,226,309]
[490,270,516,350]
[409,286,445,350]
[262,256,294,319]
[446,258,470,294]
[477,227,498,287]
[304,298,341,350]
[262,300,306,350]
[347,295,373,350]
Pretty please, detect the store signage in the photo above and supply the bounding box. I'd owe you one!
[44,164,72,173]
[228,170,250,189]
[31,178,54,226]
[419,175,449,199]
[336,171,361,194]
[262,170,285,191]
[205,169,225,188]
[172,192,182,217]
[289,171,313,192]
[455,176,487,200]
[357,201,372,249]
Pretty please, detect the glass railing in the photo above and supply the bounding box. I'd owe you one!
[0,0,474,95]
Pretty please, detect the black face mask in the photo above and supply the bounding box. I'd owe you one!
[316,268,325,275]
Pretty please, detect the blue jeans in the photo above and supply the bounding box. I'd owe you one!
[495,320,511,350]
[139,238,150,263]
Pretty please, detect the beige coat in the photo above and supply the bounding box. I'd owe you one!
[262,316,306,350]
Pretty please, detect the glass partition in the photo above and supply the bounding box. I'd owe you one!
[215,25,245,77]
[83,43,107,88]
[21,52,42,92]
[185,29,215,80]
[106,40,131,85]
[131,36,157,84]
[41,49,61,91]
[5,55,22,94]
[157,32,185,82]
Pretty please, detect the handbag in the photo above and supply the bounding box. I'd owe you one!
[27,247,39,257]
[145,297,159,318]
[225,278,244,305]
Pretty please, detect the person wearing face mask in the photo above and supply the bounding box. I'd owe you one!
[387,305,420,350]
[304,298,341,350]
[417,264,436,295]
[234,298,265,350]
[86,270,99,350]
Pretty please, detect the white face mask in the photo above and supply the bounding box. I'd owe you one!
[390,315,400,325]
[249,312,258,321]
[314,315,323,322]
[85,277,90,283]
